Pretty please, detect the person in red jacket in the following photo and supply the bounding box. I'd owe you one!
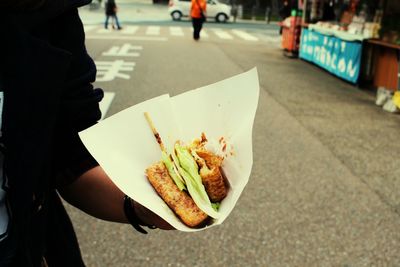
[191,0,207,40]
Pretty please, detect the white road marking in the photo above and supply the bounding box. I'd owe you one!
[121,26,139,34]
[99,92,115,120]
[102,44,143,57]
[84,25,97,33]
[86,35,167,41]
[95,60,136,82]
[169,26,184,36]
[201,29,209,38]
[85,25,280,43]
[264,36,281,42]
[212,29,233,40]
[191,28,209,38]
[97,28,115,34]
[231,30,258,41]
[146,26,160,35]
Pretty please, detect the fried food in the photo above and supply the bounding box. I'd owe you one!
[194,149,227,202]
[146,162,209,228]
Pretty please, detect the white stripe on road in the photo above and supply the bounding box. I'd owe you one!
[102,44,143,57]
[264,36,281,42]
[190,28,209,38]
[84,25,98,33]
[121,26,139,34]
[97,28,113,34]
[169,26,184,36]
[200,29,209,38]
[86,35,167,41]
[146,26,160,35]
[231,30,258,41]
[212,29,233,40]
[99,92,115,120]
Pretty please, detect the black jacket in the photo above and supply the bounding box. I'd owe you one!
[0,0,103,266]
[105,0,117,16]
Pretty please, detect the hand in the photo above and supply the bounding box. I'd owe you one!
[133,200,175,230]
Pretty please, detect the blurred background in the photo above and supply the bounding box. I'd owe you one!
[70,0,400,266]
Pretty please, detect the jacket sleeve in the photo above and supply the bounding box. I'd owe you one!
[48,8,104,187]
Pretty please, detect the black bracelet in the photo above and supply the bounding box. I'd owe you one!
[123,195,149,234]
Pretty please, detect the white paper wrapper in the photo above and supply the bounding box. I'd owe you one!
[79,68,260,231]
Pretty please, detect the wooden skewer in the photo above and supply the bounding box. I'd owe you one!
[144,112,166,152]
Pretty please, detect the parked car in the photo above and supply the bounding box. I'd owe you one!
[168,0,231,23]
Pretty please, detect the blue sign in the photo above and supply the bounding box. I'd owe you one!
[299,28,362,83]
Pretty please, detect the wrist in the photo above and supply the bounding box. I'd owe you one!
[123,195,156,234]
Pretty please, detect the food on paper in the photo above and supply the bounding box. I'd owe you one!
[144,112,228,228]
[146,162,209,227]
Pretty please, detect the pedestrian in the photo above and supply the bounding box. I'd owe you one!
[105,0,122,30]
[0,0,173,266]
[279,0,291,34]
[231,4,238,23]
[191,0,207,41]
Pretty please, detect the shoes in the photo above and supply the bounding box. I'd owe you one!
[383,98,400,113]
[375,87,392,106]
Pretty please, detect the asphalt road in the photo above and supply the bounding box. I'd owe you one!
[66,4,400,267]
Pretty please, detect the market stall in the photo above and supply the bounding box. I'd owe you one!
[280,0,400,112]
[297,0,382,84]
[299,23,366,83]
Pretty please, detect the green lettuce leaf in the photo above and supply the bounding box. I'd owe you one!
[174,143,220,219]
[161,151,186,191]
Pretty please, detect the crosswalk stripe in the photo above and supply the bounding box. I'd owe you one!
[212,29,233,40]
[121,26,139,34]
[264,36,280,42]
[99,92,115,120]
[84,25,97,33]
[231,30,258,41]
[87,35,167,41]
[97,28,113,34]
[200,29,209,38]
[169,26,184,36]
[85,25,280,43]
[146,26,160,35]
[190,28,209,38]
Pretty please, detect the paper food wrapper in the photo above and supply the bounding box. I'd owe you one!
[79,68,260,231]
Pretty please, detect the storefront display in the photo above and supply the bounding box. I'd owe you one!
[280,0,399,110]
[300,28,362,83]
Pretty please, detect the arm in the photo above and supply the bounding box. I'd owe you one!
[58,165,173,230]
[53,8,172,231]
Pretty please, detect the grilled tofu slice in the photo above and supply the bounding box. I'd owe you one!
[194,149,227,202]
[146,162,209,228]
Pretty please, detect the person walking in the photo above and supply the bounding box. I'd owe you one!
[105,0,122,30]
[191,0,207,40]
[0,0,172,266]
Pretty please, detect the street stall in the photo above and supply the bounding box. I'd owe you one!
[299,23,366,83]
[298,0,381,84]
[279,0,400,112]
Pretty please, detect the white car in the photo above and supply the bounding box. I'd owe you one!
[168,0,231,23]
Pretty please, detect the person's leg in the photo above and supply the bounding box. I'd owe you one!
[198,20,203,38]
[192,18,200,40]
[111,16,115,29]
[114,15,122,29]
[104,15,109,29]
